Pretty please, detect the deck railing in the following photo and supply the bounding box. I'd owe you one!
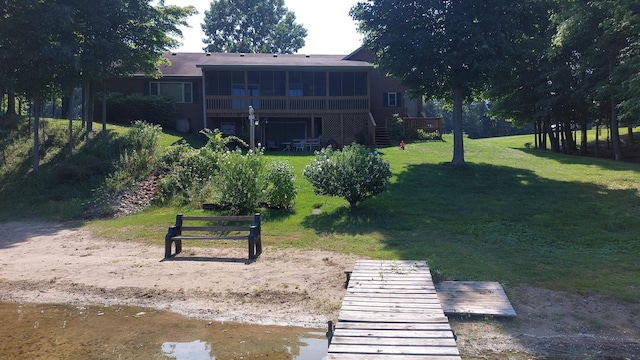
[205,96,369,115]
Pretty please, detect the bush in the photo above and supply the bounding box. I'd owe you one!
[263,160,297,209]
[213,149,264,214]
[417,129,442,141]
[389,113,405,143]
[101,92,177,130]
[303,143,392,207]
[156,143,219,205]
[105,121,162,193]
[0,113,23,133]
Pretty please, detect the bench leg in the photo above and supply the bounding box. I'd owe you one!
[256,235,262,257]
[165,226,182,258]
[248,236,255,260]
[165,238,172,258]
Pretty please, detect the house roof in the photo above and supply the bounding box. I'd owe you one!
[156,51,374,77]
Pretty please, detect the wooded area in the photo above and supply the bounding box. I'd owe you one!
[352,0,640,163]
[0,0,195,170]
[2,1,639,168]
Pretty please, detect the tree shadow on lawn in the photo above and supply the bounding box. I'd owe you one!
[516,146,640,172]
[301,161,640,295]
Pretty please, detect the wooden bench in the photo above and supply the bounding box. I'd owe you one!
[164,213,262,260]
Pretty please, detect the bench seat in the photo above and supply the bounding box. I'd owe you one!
[164,213,262,260]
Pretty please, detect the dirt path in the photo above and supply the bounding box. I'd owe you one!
[0,220,638,359]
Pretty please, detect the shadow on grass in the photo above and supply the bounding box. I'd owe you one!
[516,147,640,172]
[301,161,640,300]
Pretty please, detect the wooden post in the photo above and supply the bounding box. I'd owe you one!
[326,320,334,346]
[344,271,352,289]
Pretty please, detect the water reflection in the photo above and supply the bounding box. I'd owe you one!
[162,340,213,359]
[0,302,327,359]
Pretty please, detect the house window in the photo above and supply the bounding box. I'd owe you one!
[388,92,398,107]
[385,92,401,107]
[288,71,303,96]
[232,84,245,109]
[149,82,193,103]
[328,72,367,97]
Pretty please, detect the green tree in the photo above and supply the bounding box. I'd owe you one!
[0,0,77,170]
[0,0,195,169]
[202,0,307,53]
[351,1,546,165]
[549,0,640,160]
[71,0,195,136]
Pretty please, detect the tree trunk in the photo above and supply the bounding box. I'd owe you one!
[595,123,600,157]
[68,91,75,156]
[627,125,634,150]
[102,79,107,134]
[6,93,16,115]
[81,84,86,128]
[580,121,588,155]
[32,96,41,172]
[83,81,94,141]
[609,58,622,160]
[544,116,559,152]
[563,121,575,153]
[451,85,465,166]
[610,96,621,160]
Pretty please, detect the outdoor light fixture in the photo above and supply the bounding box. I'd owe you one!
[249,106,256,150]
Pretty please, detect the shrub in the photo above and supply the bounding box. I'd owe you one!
[0,113,23,132]
[389,113,405,143]
[155,128,247,206]
[417,129,442,141]
[156,143,219,205]
[303,143,392,207]
[263,160,297,209]
[125,120,162,154]
[101,92,176,130]
[105,121,162,193]
[213,149,265,214]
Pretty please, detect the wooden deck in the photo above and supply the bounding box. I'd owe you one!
[327,260,461,359]
[436,281,516,317]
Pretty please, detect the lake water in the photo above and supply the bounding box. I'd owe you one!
[0,302,328,359]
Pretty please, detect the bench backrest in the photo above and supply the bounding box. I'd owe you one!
[175,213,260,233]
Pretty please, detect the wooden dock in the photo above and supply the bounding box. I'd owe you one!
[327,260,461,359]
[436,281,516,317]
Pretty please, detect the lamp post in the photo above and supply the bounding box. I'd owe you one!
[248,106,256,151]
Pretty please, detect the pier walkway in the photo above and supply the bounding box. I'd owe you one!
[327,260,461,359]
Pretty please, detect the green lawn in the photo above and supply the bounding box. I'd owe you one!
[2,120,638,302]
[86,130,640,303]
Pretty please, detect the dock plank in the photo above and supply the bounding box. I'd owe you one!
[436,281,516,317]
[328,260,460,359]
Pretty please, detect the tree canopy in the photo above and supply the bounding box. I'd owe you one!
[202,0,307,54]
[0,0,195,170]
[0,0,195,98]
[351,0,545,165]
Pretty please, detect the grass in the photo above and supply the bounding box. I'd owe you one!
[2,119,640,303]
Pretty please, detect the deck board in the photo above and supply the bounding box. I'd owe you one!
[436,281,516,317]
[327,260,461,360]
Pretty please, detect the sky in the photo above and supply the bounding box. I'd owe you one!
[160,0,363,55]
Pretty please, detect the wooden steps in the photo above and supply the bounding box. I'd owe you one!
[375,128,392,147]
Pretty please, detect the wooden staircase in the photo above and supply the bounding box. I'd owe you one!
[375,127,392,147]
